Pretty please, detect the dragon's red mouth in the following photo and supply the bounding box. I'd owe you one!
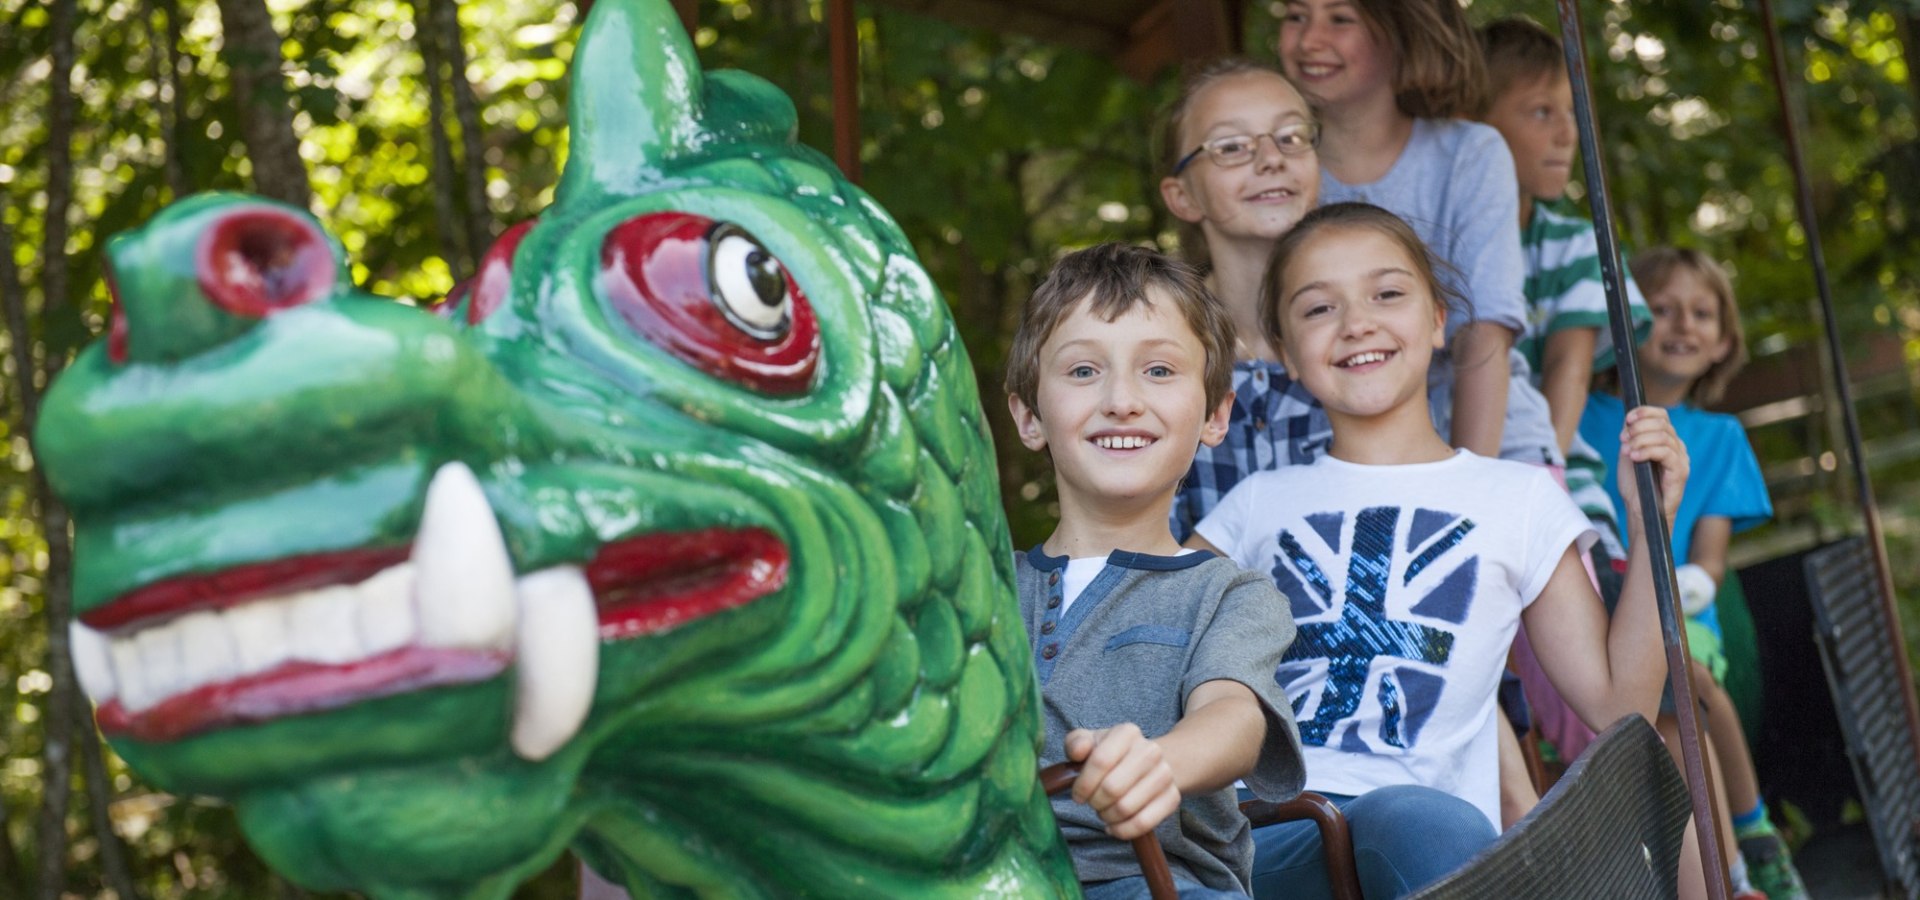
[587,528,787,640]
[77,521,787,744]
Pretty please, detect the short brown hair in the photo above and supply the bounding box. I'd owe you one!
[1477,18,1567,117]
[1258,202,1464,352]
[1344,0,1485,119]
[1156,58,1307,268]
[1006,243,1235,417]
[1629,247,1748,405]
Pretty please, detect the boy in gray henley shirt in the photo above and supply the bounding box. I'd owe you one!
[1005,244,1304,898]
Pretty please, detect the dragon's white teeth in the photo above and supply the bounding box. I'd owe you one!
[78,460,525,723]
[290,586,362,665]
[510,566,600,762]
[228,599,292,675]
[83,562,416,717]
[70,621,116,704]
[109,638,147,710]
[413,462,517,652]
[357,564,417,655]
[175,610,239,692]
[135,627,185,712]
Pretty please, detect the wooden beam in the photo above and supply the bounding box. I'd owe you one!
[830,0,860,183]
[1169,0,1234,64]
[1117,0,1236,81]
[867,0,1126,58]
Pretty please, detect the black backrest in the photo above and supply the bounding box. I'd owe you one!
[1405,716,1688,899]
[1738,545,1858,830]
[1804,536,1920,897]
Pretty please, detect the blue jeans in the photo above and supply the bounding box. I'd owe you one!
[1083,876,1249,899]
[1247,785,1495,900]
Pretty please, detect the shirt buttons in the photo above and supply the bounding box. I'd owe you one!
[1255,417,1267,431]
[1047,596,1060,609]
[1041,644,1058,660]
[1041,621,1056,635]
[1048,572,1060,586]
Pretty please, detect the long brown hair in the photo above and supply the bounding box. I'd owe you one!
[1342,0,1486,119]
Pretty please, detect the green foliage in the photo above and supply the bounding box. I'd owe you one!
[2,0,1918,894]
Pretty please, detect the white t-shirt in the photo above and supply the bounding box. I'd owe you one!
[1195,450,1594,827]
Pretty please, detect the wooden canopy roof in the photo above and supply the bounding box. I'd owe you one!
[865,0,1247,80]
[663,0,1247,183]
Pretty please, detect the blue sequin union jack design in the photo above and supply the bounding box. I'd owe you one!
[1271,506,1477,753]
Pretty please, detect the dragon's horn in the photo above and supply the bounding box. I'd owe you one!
[557,0,705,200]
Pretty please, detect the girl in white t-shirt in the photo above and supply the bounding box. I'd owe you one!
[1190,203,1685,900]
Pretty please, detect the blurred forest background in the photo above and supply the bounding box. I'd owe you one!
[1,0,1918,895]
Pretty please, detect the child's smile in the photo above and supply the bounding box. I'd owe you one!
[1334,348,1394,370]
[1091,431,1158,452]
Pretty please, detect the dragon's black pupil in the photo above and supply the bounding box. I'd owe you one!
[745,250,784,308]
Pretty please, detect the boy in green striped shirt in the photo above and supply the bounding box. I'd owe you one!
[1480,19,1810,900]
[1477,19,1650,570]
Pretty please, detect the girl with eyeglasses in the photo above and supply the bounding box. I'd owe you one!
[1157,59,1331,544]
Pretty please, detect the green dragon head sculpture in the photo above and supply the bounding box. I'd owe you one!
[33,2,1077,895]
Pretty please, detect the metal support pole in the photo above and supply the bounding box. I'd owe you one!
[1551,2,1732,896]
[1755,0,1920,779]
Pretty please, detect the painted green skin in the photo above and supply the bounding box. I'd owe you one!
[33,1,1080,896]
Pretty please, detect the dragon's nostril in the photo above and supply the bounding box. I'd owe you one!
[196,209,336,317]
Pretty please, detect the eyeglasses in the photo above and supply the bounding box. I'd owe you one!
[1171,124,1321,175]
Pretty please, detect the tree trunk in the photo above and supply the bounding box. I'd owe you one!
[76,693,140,900]
[146,0,189,199]
[0,791,23,899]
[412,0,470,272]
[0,220,33,900]
[30,494,77,900]
[430,0,494,258]
[38,0,77,378]
[164,0,194,197]
[212,0,313,207]
[33,2,81,895]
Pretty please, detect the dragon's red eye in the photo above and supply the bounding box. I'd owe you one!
[599,212,820,395]
[195,208,335,317]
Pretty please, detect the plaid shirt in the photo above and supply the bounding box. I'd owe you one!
[1172,360,1332,542]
